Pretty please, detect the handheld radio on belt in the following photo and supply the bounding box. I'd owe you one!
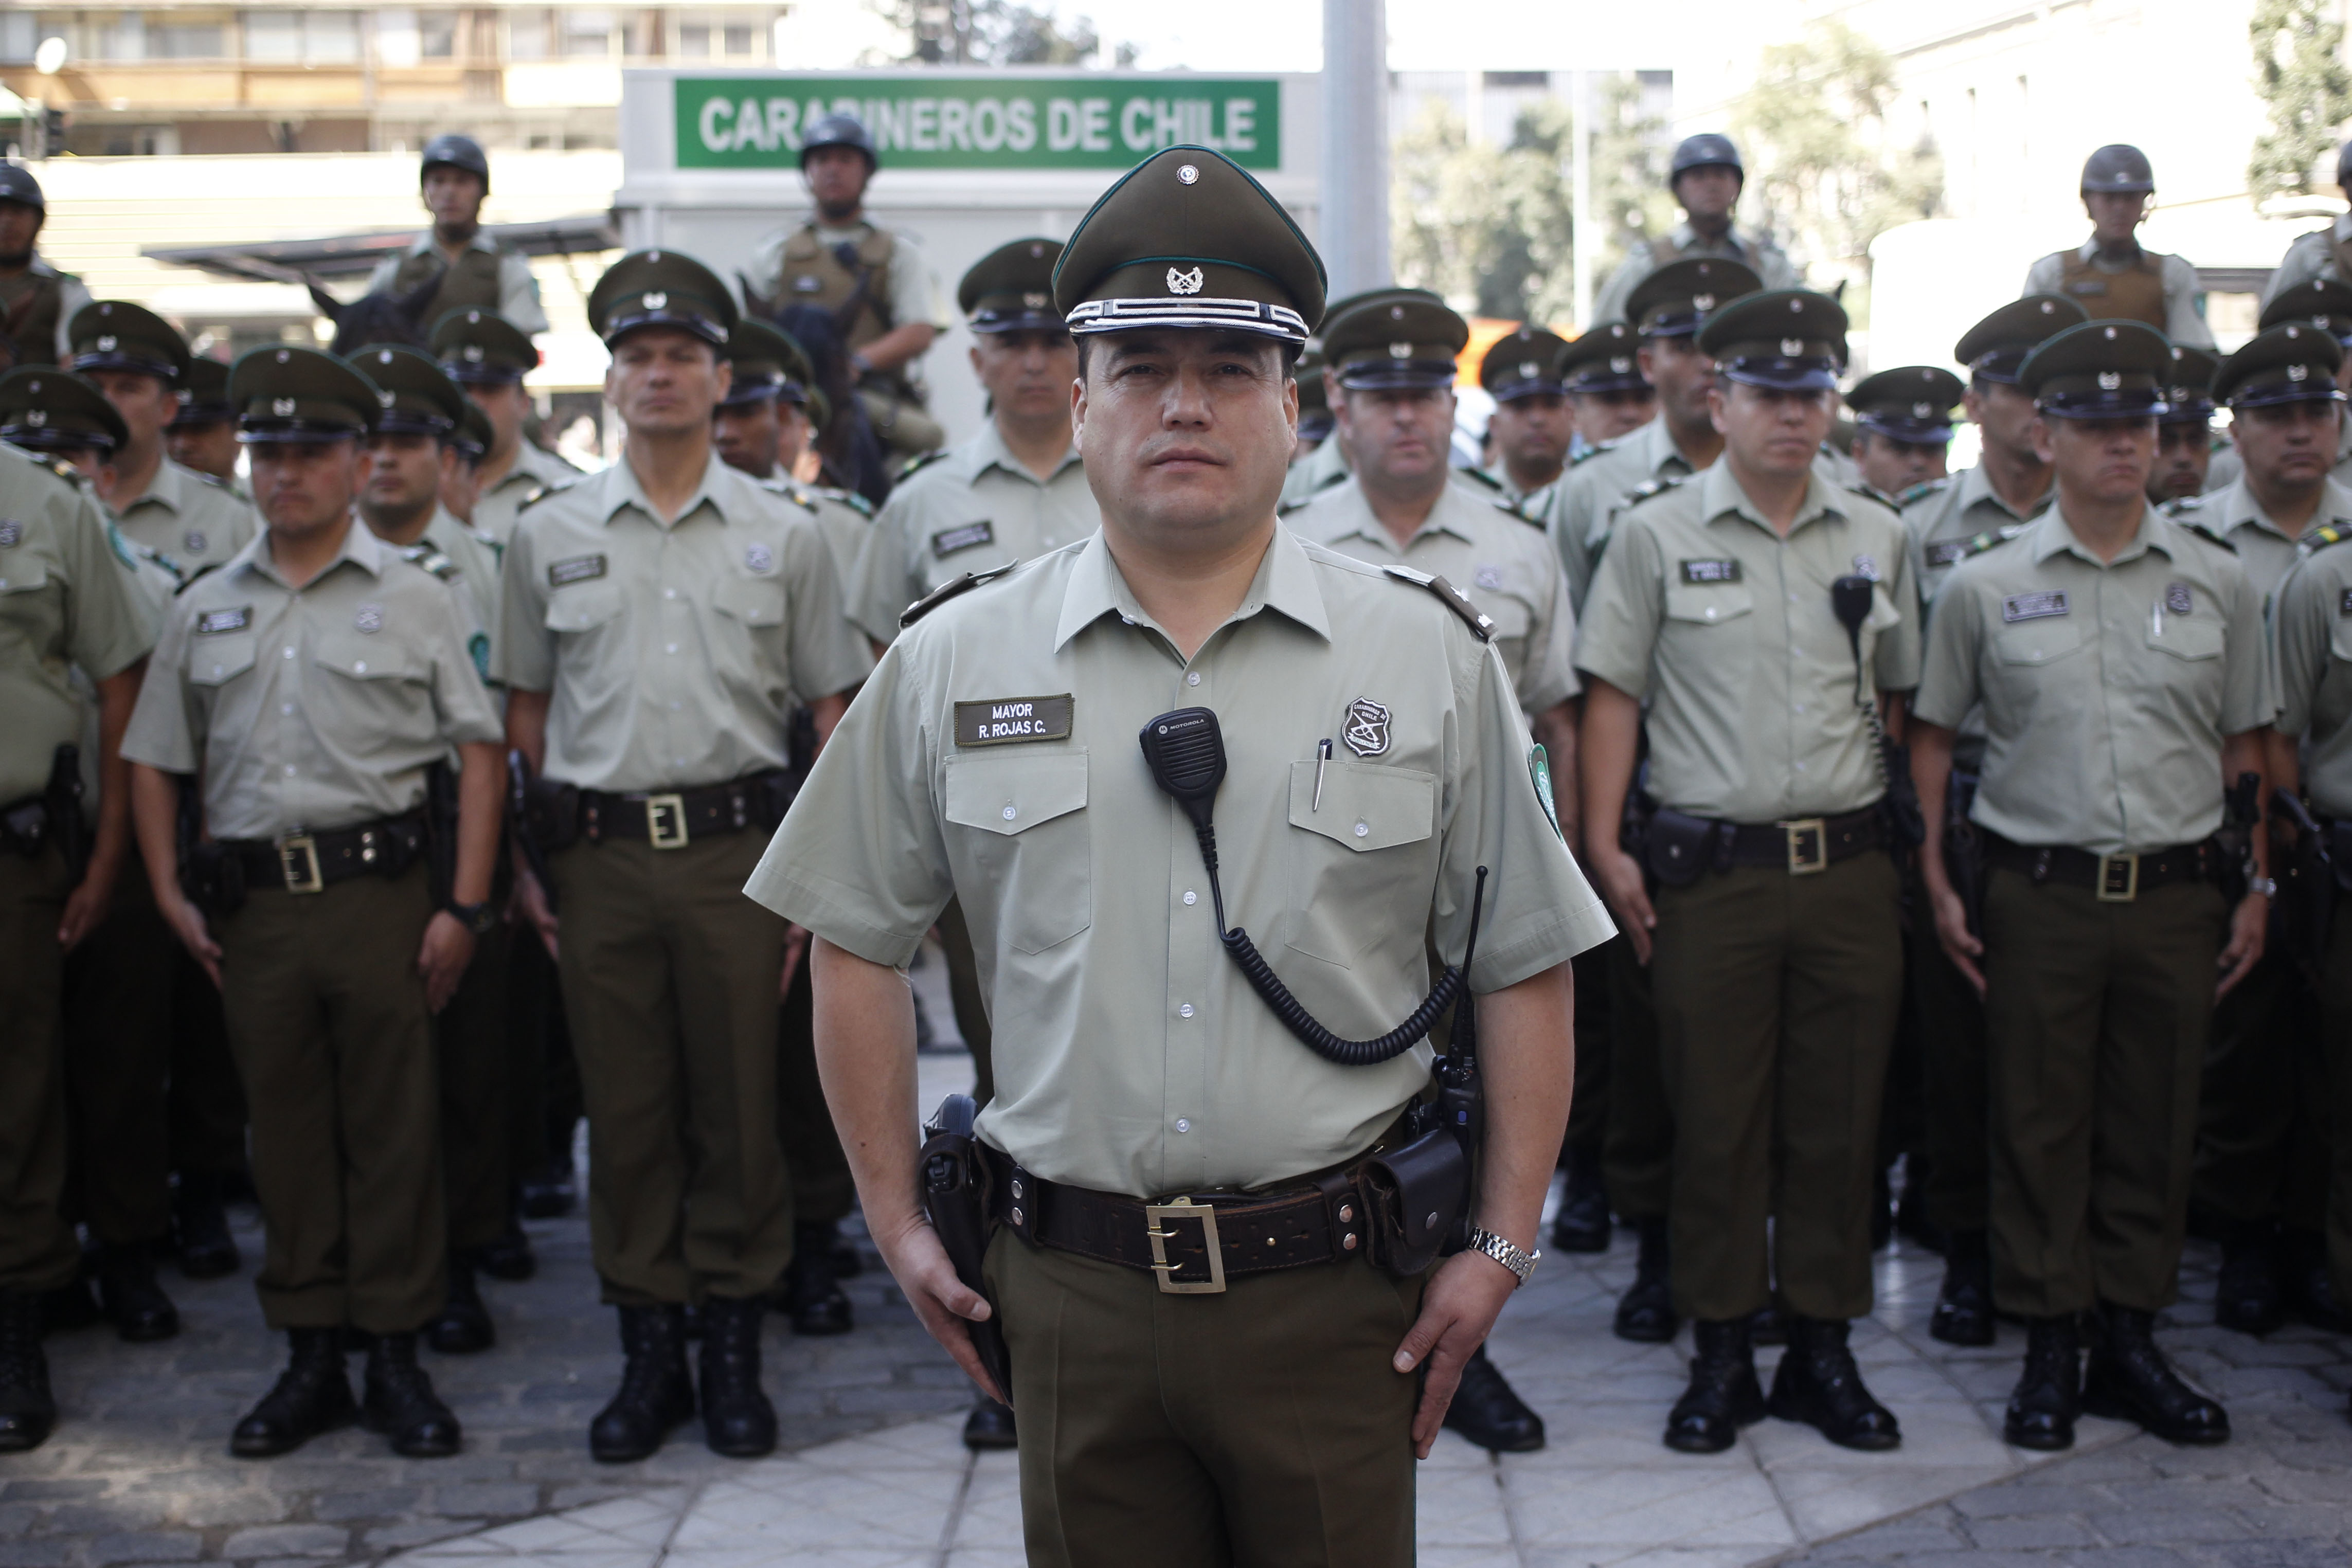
[1830,575,1925,849]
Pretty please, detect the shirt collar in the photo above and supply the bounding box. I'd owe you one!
[2220,475,2352,540]
[970,420,1082,485]
[1667,222,1752,261]
[124,458,190,517]
[411,228,498,257]
[1699,461,1842,537]
[602,448,732,529]
[1642,416,1699,478]
[2031,501,2176,567]
[1956,461,2050,524]
[234,514,385,591]
[2077,236,2146,267]
[1321,478,1478,549]
[1054,526,1332,652]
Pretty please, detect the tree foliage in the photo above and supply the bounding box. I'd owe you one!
[1729,20,1941,287]
[2249,0,2352,203]
[868,1,1136,67]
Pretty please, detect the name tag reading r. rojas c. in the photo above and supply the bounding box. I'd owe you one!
[955,694,1074,747]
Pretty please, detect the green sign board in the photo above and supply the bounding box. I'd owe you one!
[674,76,1280,172]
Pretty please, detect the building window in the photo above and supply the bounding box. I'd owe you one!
[0,14,33,64]
[244,10,360,64]
[244,10,300,61]
[506,9,549,60]
[723,24,753,56]
[420,10,457,58]
[376,9,421,67]
[308,11,361,62]
[560,8,612,57]
[679,22,711,57]
[150,22,228,59]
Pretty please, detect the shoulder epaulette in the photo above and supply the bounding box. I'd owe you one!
[518,474,585,512]
[1568,443,1606,468]
[1492,496,1543,528]
[1896,476,1951,508]
[1622,473,1689,509]
[2301,521,2352,555]
[819,485,875,518]
[2160,494,2207,519]
[1845,484,1899,512]
[2176,517,2237,554]
[1276,495,1309,518]
[47,458,82,488]
[1453,465,1503,493]
[1381,564,1494,642]
[396,543,459,581]
[193,470,229,491]
[893,449,950,484]
[899,562,1015,628]
[173,561,222,596]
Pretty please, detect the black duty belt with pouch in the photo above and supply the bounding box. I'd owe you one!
[1981,831,2221,901]
[1642,804,1887,887]
[196,810,430,916]
[0,745,86,878]
[574,770,795,848]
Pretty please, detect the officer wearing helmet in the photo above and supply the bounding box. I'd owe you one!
[1590,135,1802,328]
[2260,139,2352,309]
[0,166,94,368]
[363,135,548,334]
[742,113,952,461]
[2021,146,2213,348]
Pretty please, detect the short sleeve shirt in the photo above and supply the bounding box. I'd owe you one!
[2179,477,2352,620]
[1902,464,2052,607]
[1912,505,2274,853]
[846,424,1095,645]
[112,459,257,573]
[471,441,582,549]
[746,527,1613,1198]
[1574,463,1923,822]
[2273,537,2352,816]
[1285,477,1579,714]
[1542,418,1699,614]
[493,450,873,792]
[0,450,155,803]
[122,521,503,840]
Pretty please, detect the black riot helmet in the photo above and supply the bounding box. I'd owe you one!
[1670,133,1744,189]
[2080,143,2154,195]
[800,113,877,172]
[421,133,491,193]
[2338,138,2352,196]
[0,165,44,214]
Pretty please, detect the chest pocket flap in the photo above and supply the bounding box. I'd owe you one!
[314,632,425,682]
[712,571,789,627]
[1995,615,2084,665]
[1287,762,1438,851]
[545,580,623,634]
[0,560,49,597]
[189,630,257,687]
[944,750,1088,836]
[2147,615,2224,660]
[1663,584,1754,625]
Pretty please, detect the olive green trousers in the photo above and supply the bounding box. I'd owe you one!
[63,853,176,1246]
[0,846,80,1293]
[1908,899,1990,1234]
[1603,935,1672,1223]
[438,920,515,1252]
[2312,915,2352,1305]
[2194,946,2329,1234]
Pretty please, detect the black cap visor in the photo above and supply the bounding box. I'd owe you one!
[1719,356,1839,392]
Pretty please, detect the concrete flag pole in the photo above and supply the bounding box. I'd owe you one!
[1320,0,1392,301]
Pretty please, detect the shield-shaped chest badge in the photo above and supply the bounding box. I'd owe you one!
[1343,696,1391,758]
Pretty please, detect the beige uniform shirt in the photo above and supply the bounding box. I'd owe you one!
[471,441,582,550]
[1279,437,1350,511]
[0,450,154,804]
[1574,464,1922,823]
[1902,464,2053,606]
[1284,478,1579,715]
[2021,243,2215,351]
[846,423,1094,645]
[1543,418,1705,615]
[758,475,872,591]
[2260,219,2352,309]
[494,451,872,793]
[371,509,503,687]
[1591,223,1803,327]
[2271,536,2352,816]
[112,458,256,574]
[122,520,502,840]
[746,527,1613,1197]
[2176,476,2352,620]
[1913,506,2272,854]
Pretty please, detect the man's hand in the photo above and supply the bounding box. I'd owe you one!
[1927,879,1985,993]
[511,869,559,960]
[2216,891,2268,998]
[1588,844,1656,964]
[871,1207,1004,1404]
[158,889,222,987]
[58,870,115,951]
[416,910,477,1013]
[1393,1248,1522,1459]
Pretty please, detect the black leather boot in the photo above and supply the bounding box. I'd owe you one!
[0,1292,56,1452]
[40,1276,98,1335]
[94,1243,179,1343]
[1550,1142,1611,1254]
[1930,1230,1996,1347]
[473,1219,536,1283]
[1768,1317,1900,1451]
[363,1333,461,1457]
[2002,1315,2080,1451]
[1747,1305,1785,1346]
[231,1328,357,1457]
[425,1255,495,1354]
[2214,1224,2284,1336]
[698,1295,776,1457]
[1615,1218,1678,1343]
[589,1305,695,1463]
[171,1170,240,1279]
[2083,1302,2229,1445]
[962,1395,1017,1450]
[779,1223,853,1336]
[1441,1344,1546,1452]
[2283,1230,2352,1332]
[1664,1317,1765,1453]
[516,1162,577,1220]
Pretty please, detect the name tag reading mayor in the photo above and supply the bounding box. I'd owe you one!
[955,694,1074,747]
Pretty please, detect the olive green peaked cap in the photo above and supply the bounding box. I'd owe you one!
[1480,324,1571,401]
[2017,319,2171,418]
[228,345,382,443]
[171,355,235,427]
[0,366,128,455]
[432,308,538,385]
[2214,322,2344,411]
[959,237,1067,334]
[1322,289,1466,391]
[351,344,467,438]
[69,300,191,383]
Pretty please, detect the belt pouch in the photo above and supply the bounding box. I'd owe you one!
[1358,1125,1468,1277]
[1644,808,1716,887]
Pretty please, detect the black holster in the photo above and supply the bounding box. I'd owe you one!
[1943,769,1986,939]
[425,759,460,909]
[920,1094,1014,1404]
[44,745,85,883]
[1358,1122,1469,1277]
[1879,739,1927,853]
[175,775,243,919]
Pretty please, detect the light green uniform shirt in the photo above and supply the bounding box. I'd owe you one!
[0,449,154,804]
[370,509,503,688]
[1901,464,2053,607]
[2261,218,2351,308]
[757,475,872,592]
[846,424,1094,645]
[471,440,582,550]
[1574,463,1923,823]
[2174,477,2352,620]
[112,458,256,573]
[1912,505,2273,854]
[494,450,873,793]
[122,520,503,840]
[1542,418,1704,614]
[2022,242,2215,350]
[1279,436,1350,511]
[1284,477,1579,715]
[2271,535,2352,816]
[745,527,1613,1198]
[1590,223,1803,327]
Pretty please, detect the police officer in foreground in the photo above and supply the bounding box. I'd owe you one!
[1479,323,1574,506]
[1560,320,1656,460]
[744,114,951,461]
[1912,319,2269,1451]
[2173,325,2352,1336]
[0,364,124,479]
[2261,138,2352,309]
[124,346,508,1457]
[364,136,548,335]
[2255,278,2352,491]
[2022,147,2213,349]
[1577,290,1920,1455]
[1846,366,1962,504]
[2149,347,2220,506]
[0,167,92,368]
[1591,135,1801,328]
[496,250,871,1462]
[166,355,243,490]
[752,145,1607,1563]
[70,302,256,574]
[0,436,154,1452]
[430,308,578,547]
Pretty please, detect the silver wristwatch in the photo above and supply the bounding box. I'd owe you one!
[2248,875,2278,899]
[1467,1228,1539,1288]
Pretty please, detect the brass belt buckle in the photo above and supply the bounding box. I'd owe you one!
[645,794,689,850]
[2097,853,2139,902]
[277,834,324,894]
[1144,1197,1227,1294]
[1782,818,1828,875]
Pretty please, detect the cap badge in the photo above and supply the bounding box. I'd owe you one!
[1388,342,1412,359]
[1609,355,1632,373]
[377,390,396,408]
[744,542,774,573]
[1176,163,1199,184]
[377,350,394,364]
[355,603,384,635]
[1342,696,1392,758]
[272,397,297,417]
[1912,402,1932,417]
[1028,243,1045,257]
[2103,326,2117,339]
[182,530,205,555]
[1693,292,1715,310]
[2288,326,2303,339]
[1390,305,1405,319]
[642,291,667,310]
[275,350,291,364]
[648,250,662,262]
[2039,301,2055,313]
[96,334,116,352]
[462,346,484,362]
[1519,361,1539,379]
[1781,337,1804,355]
[466,310,481,323]
[2097,371,2121,390]
[1166,266,1204,295]
[1789,299,1802,312]
[1022,291,1049,309]
[23,410,44,427]
[2290,363,2311,382]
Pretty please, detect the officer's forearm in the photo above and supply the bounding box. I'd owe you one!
[504,688,550,778]
[856,321,937,377]
[2264,727,2301,802]
[130,764,183,909]
[452,742,504,907]
[1472,961,1576,1254]
[810,936,925,1242]
[1911,722,1956,896]
[1578,678,1642,860]
[88,663,144,887]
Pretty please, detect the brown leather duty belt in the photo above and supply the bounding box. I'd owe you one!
[980,1145,1371,1295]
[1983,831,2219,903]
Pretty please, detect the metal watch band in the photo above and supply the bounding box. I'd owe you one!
[1468,1228,1538,1288]
[2248,875,2279,899]
[445,899,498,936]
